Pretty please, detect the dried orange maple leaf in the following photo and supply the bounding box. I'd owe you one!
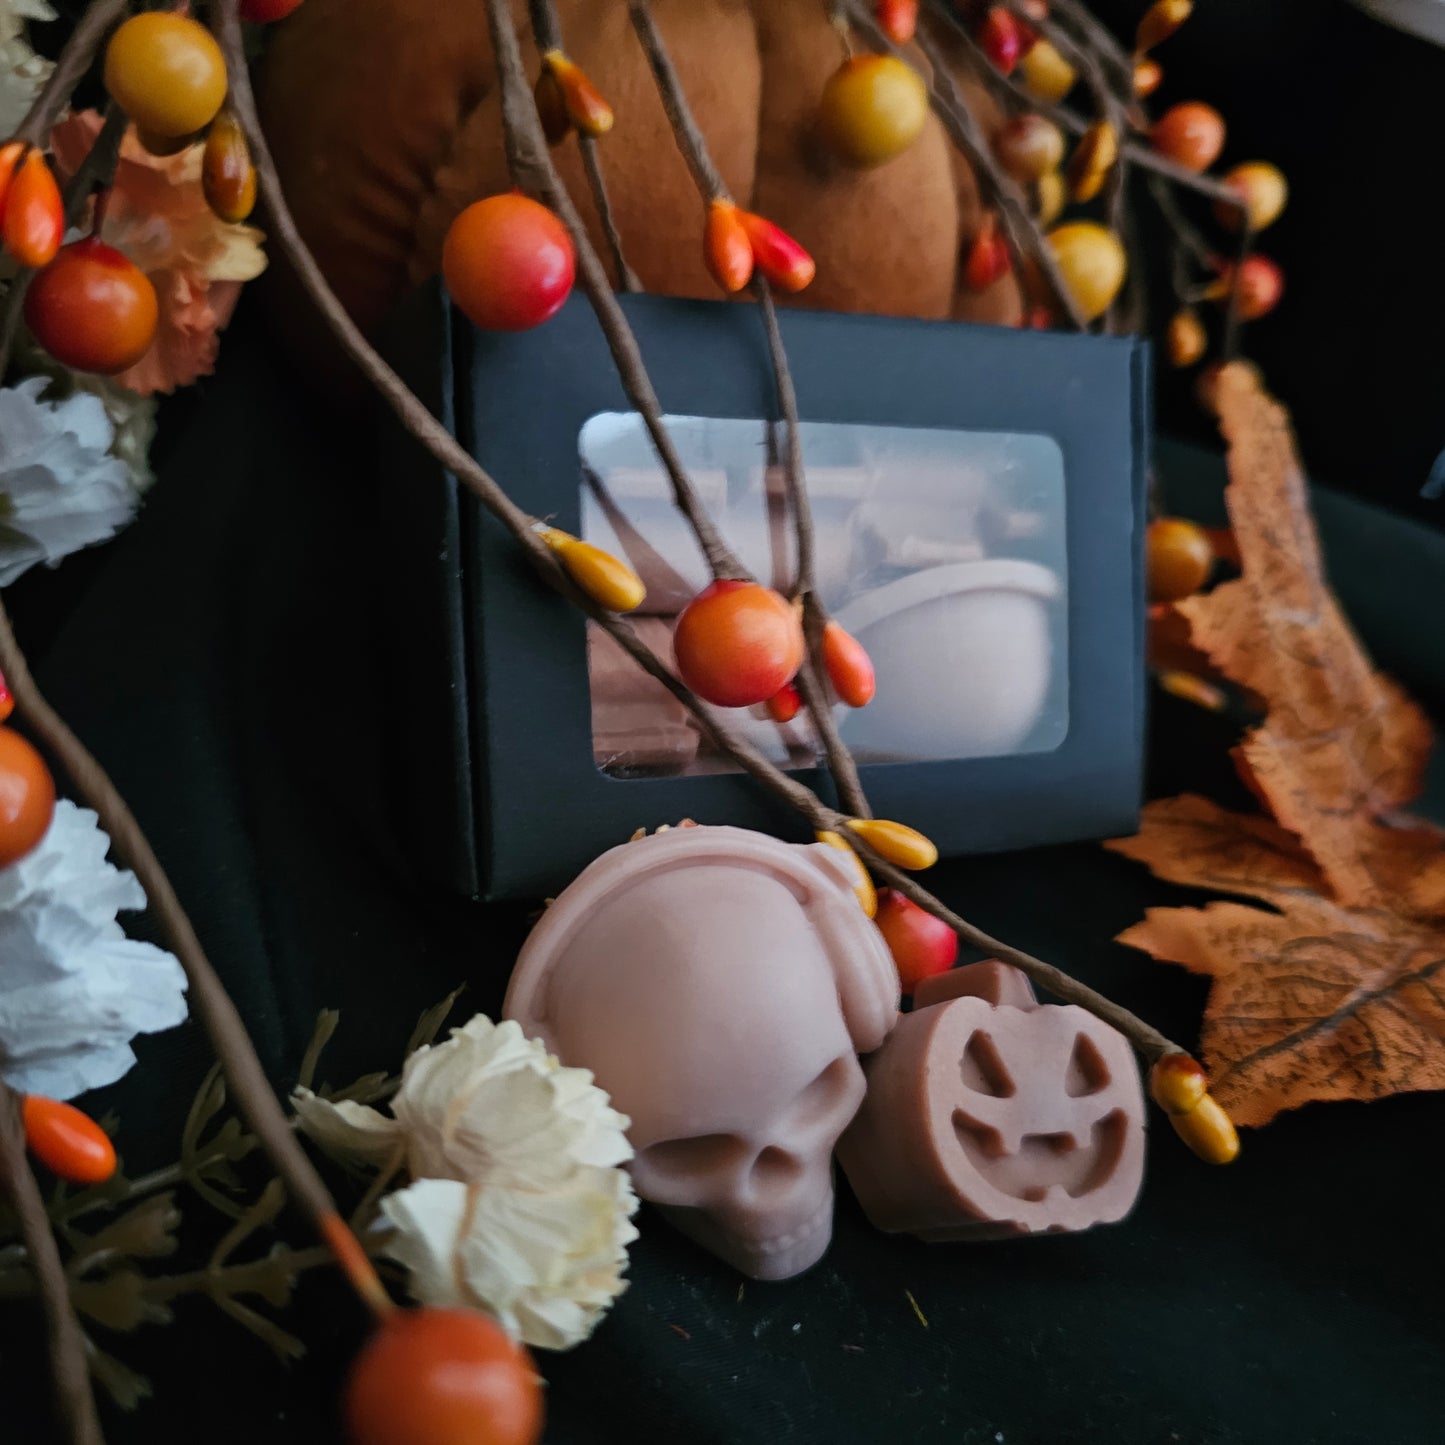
[1110,365,1445,1126]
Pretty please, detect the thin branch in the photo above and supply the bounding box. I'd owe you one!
[0,1081,105,1445]
[528,0,639,290]
[6,0,129,149]
[486,0,745,579]
[0,594,392,1326]
[217,0,1189,1068]
[1220,208,1254,360]
[577,137,640,292]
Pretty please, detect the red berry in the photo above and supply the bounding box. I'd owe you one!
[735,210,815,293]
[345,1308,542,1445]
[978,7,1025,74]
[962,224,1011,292]
[673,580,806,709]
[1222,254,1284,321]
[22,1097,116,1185]
[24,238,158,375]
[442,194,575,332]
[766,681,803,723]
[874,889,958,994]
[0,727,55,868]
[239,0,305,21]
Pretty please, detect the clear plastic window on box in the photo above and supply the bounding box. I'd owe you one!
[579,413,1069,779]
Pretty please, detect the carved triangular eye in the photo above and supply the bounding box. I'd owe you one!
[1065,1032,1112,1097]
[960,1030,1016,1097]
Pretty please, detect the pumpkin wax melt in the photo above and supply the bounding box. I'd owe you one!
[837,960,1146,1240]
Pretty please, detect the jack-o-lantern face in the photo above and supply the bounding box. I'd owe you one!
[837,965,1145,1240]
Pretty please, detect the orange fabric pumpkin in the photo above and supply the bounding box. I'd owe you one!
[256,0,1022,341]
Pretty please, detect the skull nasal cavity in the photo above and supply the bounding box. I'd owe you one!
[750,1146,803,1198]
[961,1031,1016,1097]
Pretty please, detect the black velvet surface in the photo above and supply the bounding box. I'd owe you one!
[2,306,1444,1444]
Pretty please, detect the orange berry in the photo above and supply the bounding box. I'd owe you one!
[1207,254,1283,321]
[1150,102,1225,173]
[735,210,815,292]
[876,0,919,44]
[822,622,876,708]
[1133,56,1163,97]
[704,198,753,293]
[993,114,1065,184]
[542,50,613,139]
[345,1308,543,1445]
[104,13,227,139]
[817,55,929,168]
[22,1097,117,1185]
[2,150,63,269]
[765,681,803,723]
[1157,670,1226,712]
[443,194,575,331]
[0,727,55,868]
[1045,221,1126,322]
[0,140,23,215]
[24,238,159,375]
[673,580,806,709]
[1214,161,1288,233]
[1135,0,1192,53]
[1065,119,1118,203]
[1166,307,1207,368]
[1146,517,1214,602]
[202,110,257,224]
[962,220,1011,292]
[1149,1053,1209,1115]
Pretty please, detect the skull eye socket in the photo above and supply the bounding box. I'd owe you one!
[784,1055,857,1131]
[637,1133,750,1178]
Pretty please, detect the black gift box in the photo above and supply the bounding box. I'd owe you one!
[379,286,1150,901]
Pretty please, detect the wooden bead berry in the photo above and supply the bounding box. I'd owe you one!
[345,1307,543,1445]
[104,13,228,140]
[24,238,159,375]
[817,55,929,168]
[442,194,575,332]
[874,888,958,994]
[0,727,55,869]
[1146,518,1214,603]
[22,1096,116,1185]
[2,149,63,269]
[673,580,806,708]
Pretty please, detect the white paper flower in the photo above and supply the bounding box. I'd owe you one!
[0,801,188,1099]
[0,378,139,586]
[295,1015,639,1349]
[0,0,54,138]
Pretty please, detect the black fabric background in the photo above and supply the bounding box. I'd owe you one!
[7,0,1445,1438]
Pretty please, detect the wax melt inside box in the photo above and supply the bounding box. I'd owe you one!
[378,286,1150,901]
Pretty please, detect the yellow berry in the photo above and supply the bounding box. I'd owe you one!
[815,830,879,918]
[817,55,929,168]
[1147,517,1214,602]
[1033,171,1065,227]
[1150,1052,1209,1114]
[993,114,1065,184]
[1214,161,1288,233]
[1166,307,1207,368]
[537,527,645,613]
[1169,1094,1240,1164]
[1018,40,1076,104]
[1045,221,1126,323]
[845,817,938,871]
[104,13,227,139]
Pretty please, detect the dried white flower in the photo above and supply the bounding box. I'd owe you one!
[0,379,140,586]
[295,1014,639,1349]
[0,801,188,1099]
[0,0,54,138]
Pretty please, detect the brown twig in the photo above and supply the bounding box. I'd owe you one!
[527,0,639,290]
[625,0,871,815]
[5,0,128,149]
[0,594,393,1326]
[488,0,744,580]
[0,1081,105,1445]
[216,0,1187,1066]
[1220,211,1254,361]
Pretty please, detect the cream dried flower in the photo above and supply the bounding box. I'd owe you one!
[0,801,188,1099]
[294,1015,638,1350]
[0,378,139,586]
[0,0,54,138]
